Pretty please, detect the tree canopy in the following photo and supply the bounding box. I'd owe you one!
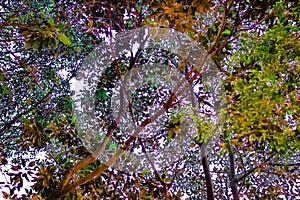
[0,0,299,199]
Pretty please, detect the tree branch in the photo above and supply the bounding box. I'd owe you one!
[234,153,276,182]
[267,162,300,167]
[226,140,238,200]
[207,1,229,54]
[138,137,169,192]
[48,45,208,199]
[201,143,215,200]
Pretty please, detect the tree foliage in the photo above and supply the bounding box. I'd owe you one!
[0,0,299,199]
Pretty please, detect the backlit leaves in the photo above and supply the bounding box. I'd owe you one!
[147,0,213,33]
[225,1,300,154]
[19,17,71,49]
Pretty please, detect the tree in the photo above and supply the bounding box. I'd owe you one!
[0,0,299,199]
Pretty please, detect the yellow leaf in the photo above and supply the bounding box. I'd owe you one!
[174,3,182,10]
[21,30,31,37]
[254,168,261,175]
[139,189,147,197]
[220,142,226,148]
[88,19,93,28]
[32,194,39,200]
[231,138,239,144]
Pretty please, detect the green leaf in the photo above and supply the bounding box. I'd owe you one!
[71,116,76,124]
[200,36,208,43]
[55,153,62,160]
[20,117,31,123]
[212,25,217,32]
[47,18,55,25]
[1,84,8,94]
[141,169,151,174]
[95,132,100,141]
[0,74,5,81]
[99,88,107,100]
[268,74,276,82]
[222,29,231,35]
[57,22,65,30]
[109,143,117,150]
[57,33,72,45]
[64,157,71,167]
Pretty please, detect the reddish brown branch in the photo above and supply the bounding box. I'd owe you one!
[207,2,229,54]
[226,139,238,200]
[138,137,169,192]
[268,162,300,167]
[201,144,215,200]
[47,164,109,200]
